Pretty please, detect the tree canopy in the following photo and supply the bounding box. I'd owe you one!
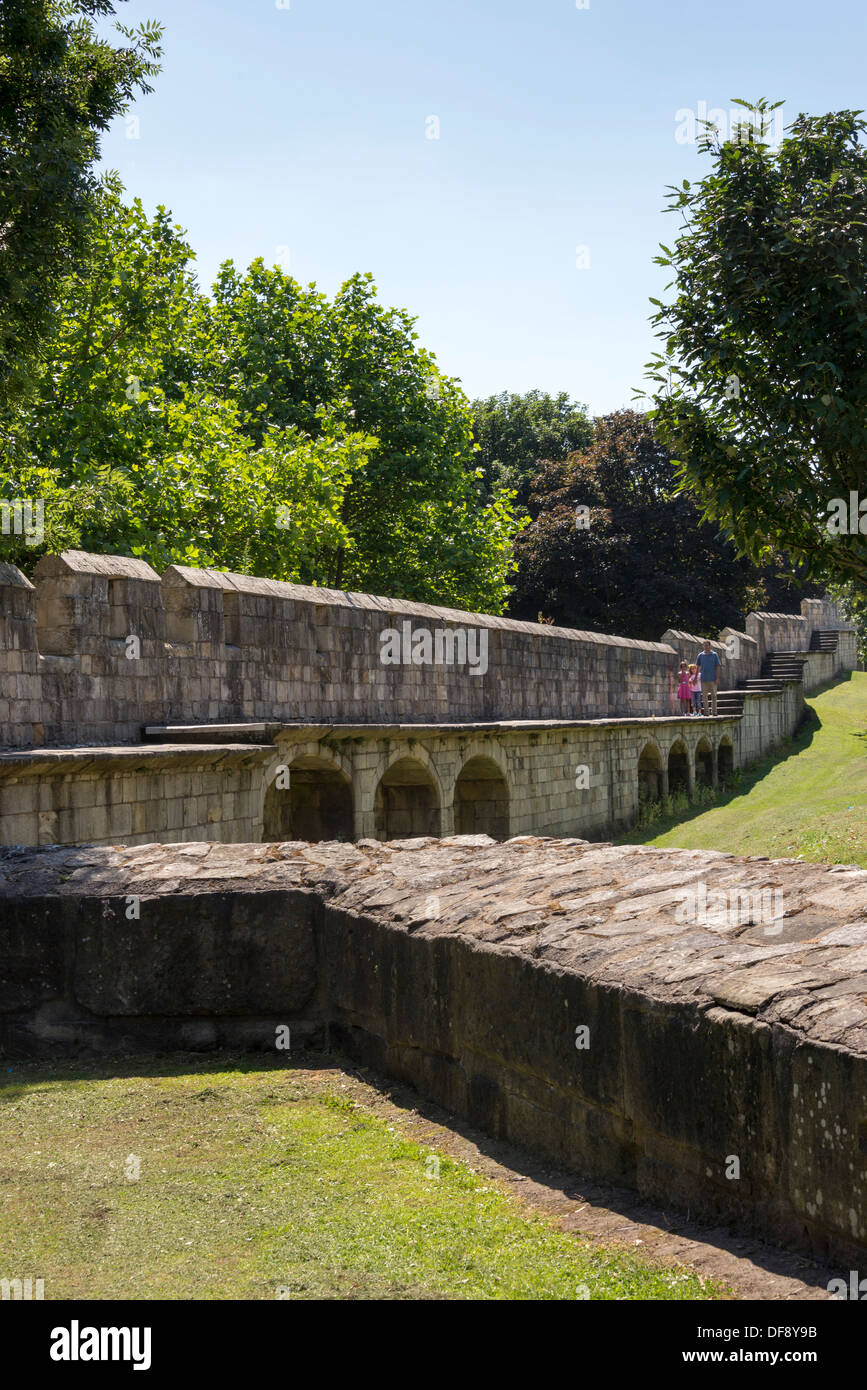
[509,409,819,640]
[0,0,162,406]
[471,390,593,507]
[646,98,867,589]
[0,191,520,611]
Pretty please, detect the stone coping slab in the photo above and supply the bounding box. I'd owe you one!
[0,745,276,778]
[148,715,742,740]
[2,834,865,1054]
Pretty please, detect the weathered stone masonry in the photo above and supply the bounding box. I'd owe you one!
[0,552,857,848]
[2,835,865,1265]
[0,557,863,1265]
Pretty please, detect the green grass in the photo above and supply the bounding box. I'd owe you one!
[618,672,867,865]
[0,1056,723,1301]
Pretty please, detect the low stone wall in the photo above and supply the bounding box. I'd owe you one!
[738,686,807,764]
[838,629,860,672]
[2,837,865,1264]
[0,715,748,848]
[747,611,813,661]
[0,745,273,848]
[800,649,857,696]
[718,627,762,684]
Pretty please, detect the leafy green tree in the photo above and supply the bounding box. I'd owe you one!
[646,99,867,588]
[0,192,373,579]
[509,409,812,640]
[1,195,520,609]
[193,263,521,605]
[471,390,593,506]
[0,1,162,405]
[827,580,867,667]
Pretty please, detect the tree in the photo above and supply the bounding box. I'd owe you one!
[0,191,375,579]
[471,390,593,506]
[193,263,521,606]
[827,580,867,667]
[0,1,162,405]
[645,99,867,589]
[509,409,814,640]
[1,195,520,610]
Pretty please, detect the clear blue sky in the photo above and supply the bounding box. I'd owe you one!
[98,0,866,416]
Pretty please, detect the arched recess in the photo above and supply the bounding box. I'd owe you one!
[262,756,354,842]
[695,738,713,788]
[718,737,734,786]
[637,742,663,802]
[374,757,441,840]
[667,739,690,794]
[454,755,510,839]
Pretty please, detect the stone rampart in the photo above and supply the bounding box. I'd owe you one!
[0,552,857,849]
[0,551,856,751]
[0,552,676,747]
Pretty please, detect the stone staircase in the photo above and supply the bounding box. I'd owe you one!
[810,629,839,654]
[763,651,809,682]
[714,688,746,715]
[714,649,811,716]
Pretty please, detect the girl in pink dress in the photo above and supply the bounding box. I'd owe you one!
[677,661,691,714]
[689,663,702,715]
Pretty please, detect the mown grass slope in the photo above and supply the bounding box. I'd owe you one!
[618,672,867,865]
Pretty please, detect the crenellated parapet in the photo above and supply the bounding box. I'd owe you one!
[0,549,858,750]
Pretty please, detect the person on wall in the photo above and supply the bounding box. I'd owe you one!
[695,640,722,717]
[688,663,702,715]
[677,661,692,715]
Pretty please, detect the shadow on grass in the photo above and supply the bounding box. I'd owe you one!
[616,704,822,844]
[0,1049,841,1298]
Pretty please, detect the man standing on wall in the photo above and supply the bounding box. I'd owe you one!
[695,640,722,716]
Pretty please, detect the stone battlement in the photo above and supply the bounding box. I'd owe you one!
[0,551,857,750]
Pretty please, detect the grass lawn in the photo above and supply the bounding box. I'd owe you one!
[0,1056,724,1301]
[617,671,867,866]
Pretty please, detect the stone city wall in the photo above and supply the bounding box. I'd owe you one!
[0,552,676,747]
[0,551,857,849]
[0,550,857,751]
[0,717,742,849]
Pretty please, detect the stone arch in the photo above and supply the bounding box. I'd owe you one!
[637,741,664,802]
[374,756,441,840]
[454,755,510,839]
[667,739,690,795]
[262,754,354,842]
[695,737,713,788]
[718,736,734,786]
